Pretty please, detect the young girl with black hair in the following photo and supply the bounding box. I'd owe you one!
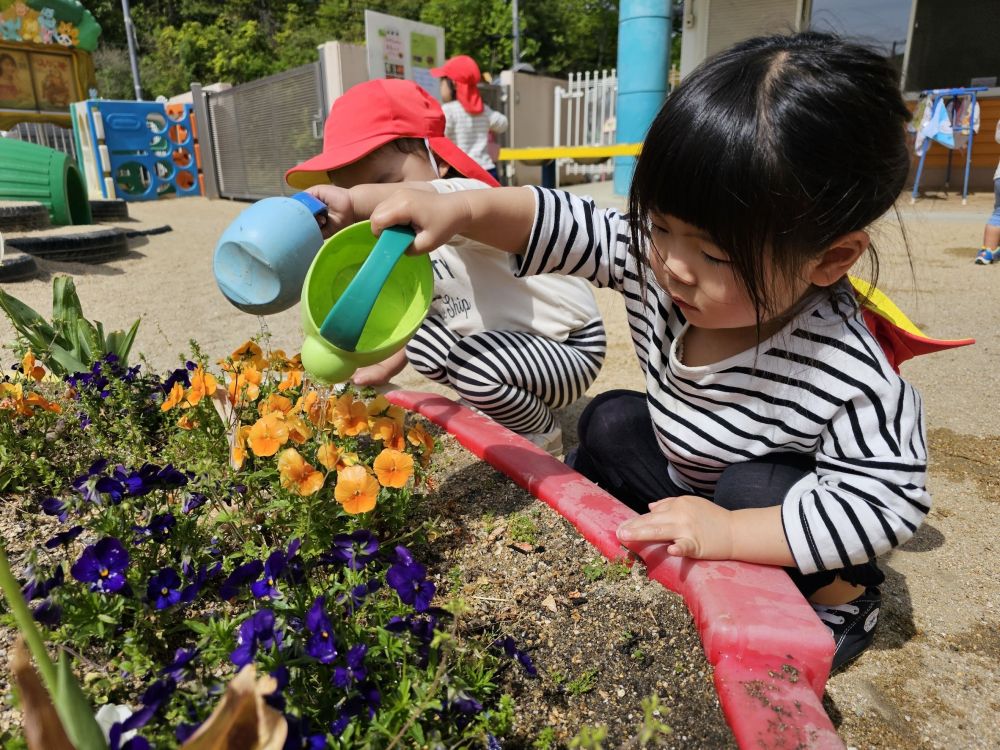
[368,32,926,670]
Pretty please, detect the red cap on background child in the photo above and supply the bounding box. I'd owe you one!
[285,78,498,190]
[430,55,484,114]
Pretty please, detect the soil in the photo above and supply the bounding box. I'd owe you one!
[419,431,735,748]
[1,186,999,748]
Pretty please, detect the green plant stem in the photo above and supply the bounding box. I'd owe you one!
[0,544,57,690]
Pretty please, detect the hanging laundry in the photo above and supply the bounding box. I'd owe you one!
[915,97,954,155]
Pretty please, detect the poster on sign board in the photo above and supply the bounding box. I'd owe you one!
[363,10,445,99]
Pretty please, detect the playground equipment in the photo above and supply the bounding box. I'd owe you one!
[614,0,669,194]
[0,0,101,132]
[0,138,90,224]
[214,192,329,315]
[299,221,432,384]
[71,99,203,202]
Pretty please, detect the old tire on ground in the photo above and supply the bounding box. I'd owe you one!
[6,226,129,264]
[0,201,51,232]
[0,250,39,282]
[89,199,130,222]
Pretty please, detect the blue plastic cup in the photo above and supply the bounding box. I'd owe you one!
[213,192,328,315]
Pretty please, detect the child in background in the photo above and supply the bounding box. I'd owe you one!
[285,79,605,456]
[431,55,508,181]
[974,118,1000,264]
[367,33,929,670]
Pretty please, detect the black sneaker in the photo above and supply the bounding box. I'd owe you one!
[812,586,881,671]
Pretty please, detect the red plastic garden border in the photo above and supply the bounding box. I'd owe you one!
[387,390,845,749]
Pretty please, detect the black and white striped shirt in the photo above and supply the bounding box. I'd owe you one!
[521,187,929,575]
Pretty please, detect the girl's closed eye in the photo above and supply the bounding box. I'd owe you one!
[701,251,731,265]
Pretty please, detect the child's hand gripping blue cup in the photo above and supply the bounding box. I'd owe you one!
[300,221,434,384]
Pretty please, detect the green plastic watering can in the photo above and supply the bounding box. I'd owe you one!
[300,221,434,384]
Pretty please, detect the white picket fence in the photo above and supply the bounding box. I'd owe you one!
[554,69,617,181]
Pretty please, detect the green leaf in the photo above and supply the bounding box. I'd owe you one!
[46,345,88,376]
[53,651,109,750]
[96,614,117,624]
[116,319,141,363]
[0,287,55,352]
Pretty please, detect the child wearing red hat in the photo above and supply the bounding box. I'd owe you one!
[286,79,605,456]
[431,55,508,181]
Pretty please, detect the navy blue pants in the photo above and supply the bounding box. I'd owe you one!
[567,390,884,597]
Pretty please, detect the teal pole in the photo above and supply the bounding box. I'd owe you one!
[614,0,671,196]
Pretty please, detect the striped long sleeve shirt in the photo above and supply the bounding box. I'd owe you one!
[521,187,930,575]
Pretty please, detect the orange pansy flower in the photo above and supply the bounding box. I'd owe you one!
[334,465,380,514]
[277,448,326,496]
[259,393,293,417]
[278,369,303,391]
[21,351,46,382]
[316,442,341,471]
[332,394,369,437]
[161,382,186,411]
[295,389,326,426]
[407,424,435,455]
[230,340,267,370]
[227,366,262,404]
[186,366,218,407]
[373,449,414,488]
[247,412,289,456]
[370,416,405,451]
[231,425,251,470]
[24,392,61,414]
[285,414,313,444]
[177,413,198,430]
[366,394,391,416]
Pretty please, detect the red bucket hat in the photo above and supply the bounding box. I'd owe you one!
[430,55,484,115]
[285,78,498,190]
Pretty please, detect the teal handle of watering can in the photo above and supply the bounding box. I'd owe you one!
[318,225,416,352]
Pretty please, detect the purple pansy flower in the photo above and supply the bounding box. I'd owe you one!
[147,567,182,609]
[41,497,69,522]
[94,476,126,504]
[492,635,538,677]
[386,546,435,612]
[332,643,368,689]
[329,683,381,737]
[32,599,62,627]
[338,579,382,613]
[231,608,281,668]
[220,559,264,600]
[305,596,338,664]
[155,464,188,487]
[45,525,83,549]
[22,564,63,601]
[160,647,199,681]
[134,513,176,544]
[120,677,177,732]
[109,724,150,750]
[250,539,301,600]
[71,537,130,594]
[181,492,207,514]
[327,530,380,571]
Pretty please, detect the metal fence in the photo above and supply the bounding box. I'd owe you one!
[201,63,325,201]
[554,69,617,179]
[2,121,77,161]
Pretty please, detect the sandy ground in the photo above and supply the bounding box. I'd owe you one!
[1,184,998,749]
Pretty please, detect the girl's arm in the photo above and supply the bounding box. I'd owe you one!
[371,186,536,255]
[307,182,440,238]
[617,497,796,566]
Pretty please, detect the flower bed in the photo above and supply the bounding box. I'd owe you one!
[0,339,538,748]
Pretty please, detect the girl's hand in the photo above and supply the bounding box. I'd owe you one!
[306,185,355,238]
[616,495,735,559]
[370,189,472,254]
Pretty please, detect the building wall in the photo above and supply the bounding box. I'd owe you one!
[680,0,804,77]
[499,70,565,186]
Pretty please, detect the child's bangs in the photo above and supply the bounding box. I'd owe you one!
[629,81,779,259]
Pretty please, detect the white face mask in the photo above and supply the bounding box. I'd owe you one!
[424,138,440,176]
